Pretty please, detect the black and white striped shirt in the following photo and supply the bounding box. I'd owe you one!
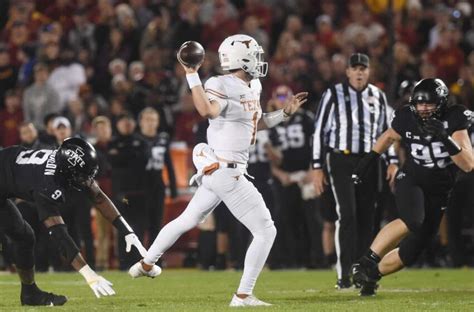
[312,82,397,169]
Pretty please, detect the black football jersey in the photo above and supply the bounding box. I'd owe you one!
[248,129,271,181]
[269,110,315,172]
[0,146,65,220]
[391,105,471,171]
[141,132,171,171]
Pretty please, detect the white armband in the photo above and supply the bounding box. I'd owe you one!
[262,109,290,128]
[186,73,201,89]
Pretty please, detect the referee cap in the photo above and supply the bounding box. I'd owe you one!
[349,53,370,68]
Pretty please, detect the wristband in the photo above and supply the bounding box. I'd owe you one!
[113,215,134,235]
[262,109,289,128]
[79,265,98,283]
[443,136,462,156]
[186,73,201,89]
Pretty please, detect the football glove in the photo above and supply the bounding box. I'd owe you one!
[125,233,147,258]
[79,265,115,298]
[422,118,448,140]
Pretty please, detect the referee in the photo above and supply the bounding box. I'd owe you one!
[309,53,398,289]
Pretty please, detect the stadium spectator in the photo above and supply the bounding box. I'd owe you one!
[48,47,86,109]
[22,62,60,130]
[0,89,23,147]
[0,44,18,109]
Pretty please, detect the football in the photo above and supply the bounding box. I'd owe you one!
[177,41,205,68]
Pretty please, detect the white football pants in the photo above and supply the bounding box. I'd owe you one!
[144,167,276,295]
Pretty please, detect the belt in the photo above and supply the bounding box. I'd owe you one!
[330,148,366,156]
[219,162,247,170]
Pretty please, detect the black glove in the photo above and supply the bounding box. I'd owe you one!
[422,118,462,155]
[422,118,448,140]
[352,151,380,185]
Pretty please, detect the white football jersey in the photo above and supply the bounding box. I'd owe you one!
[204,74,263,163]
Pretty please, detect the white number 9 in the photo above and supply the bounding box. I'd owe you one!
[51,190,62,200]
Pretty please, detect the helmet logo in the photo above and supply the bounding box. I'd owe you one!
[232,40,252,48]
[65,147,85,168]
[435,85,448,97]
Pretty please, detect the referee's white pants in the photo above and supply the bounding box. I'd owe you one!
[144,167,276,295]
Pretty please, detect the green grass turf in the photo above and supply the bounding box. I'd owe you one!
[0,268,473,311]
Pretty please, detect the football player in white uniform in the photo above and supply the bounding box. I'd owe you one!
[128,34,308,307]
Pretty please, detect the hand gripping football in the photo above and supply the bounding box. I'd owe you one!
[177,41,205,68]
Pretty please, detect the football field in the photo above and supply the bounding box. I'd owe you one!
[0,269,473,311]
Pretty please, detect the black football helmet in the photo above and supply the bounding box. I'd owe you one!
[398,80,415,100]
[409,78,448,122]
[56,137,98,191]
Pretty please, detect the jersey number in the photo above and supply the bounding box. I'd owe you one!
[16,150,53,165]
[51,190,62,200]
[277,124,305,150]
[146,146,166,170]
[410,142,450,168]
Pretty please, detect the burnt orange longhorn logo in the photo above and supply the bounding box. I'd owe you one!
[232,40,252,48]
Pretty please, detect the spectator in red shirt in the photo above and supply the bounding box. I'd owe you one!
[427,26,464,85]
[0,89,23,147]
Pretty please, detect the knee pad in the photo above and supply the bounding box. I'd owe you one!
[405,220,423,233]
[7,219,35,246]
[48,224,80,265]
[10,222,35,269]
[398,234,424,266]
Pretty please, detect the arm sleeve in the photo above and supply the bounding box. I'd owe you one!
[312,89,334,169]
[204,77,228,112]
[452,106,472,132]
[33,188,63,221]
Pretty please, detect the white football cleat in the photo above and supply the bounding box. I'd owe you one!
[229,294,272,307]
[128,261,162,278]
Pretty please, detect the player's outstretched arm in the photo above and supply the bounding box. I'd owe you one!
[88,182,147,257]
[258,92,309,130]
[43,216,115,298]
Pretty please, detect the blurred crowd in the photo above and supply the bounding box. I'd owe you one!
[0,0,473,271]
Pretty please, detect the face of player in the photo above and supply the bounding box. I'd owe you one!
[117,118,136,136]
[19,124,38,144]
[346,65,370,91]
[139,112,159,136]
[94,122,112,142]
[415,102,437,120]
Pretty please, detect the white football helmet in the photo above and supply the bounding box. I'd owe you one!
[218,34,268,78]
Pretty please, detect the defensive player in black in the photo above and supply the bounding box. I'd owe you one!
[138,107,177,241]
[269,87,320,268]
[0,137,155,306]
[351,78,473,296]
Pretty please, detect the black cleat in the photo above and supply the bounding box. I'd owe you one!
[351,263,380,297]
[21,289,67,306]
[360,281,378,297]
[335,278,352,290]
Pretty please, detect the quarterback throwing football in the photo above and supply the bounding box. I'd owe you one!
[128,34,308,307]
